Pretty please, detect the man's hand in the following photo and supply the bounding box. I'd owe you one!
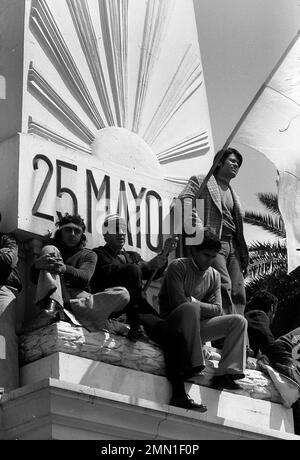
[50,260,67,275]
[35,254,66,274]
[162,236,178,256]
[34,253,56,270]
[147,236,179,271]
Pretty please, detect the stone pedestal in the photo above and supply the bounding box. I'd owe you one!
[2,319,295,439]
[17,320,291,405]
[0,376,297,440]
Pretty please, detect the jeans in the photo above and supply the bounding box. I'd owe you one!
[140,303,247,380]
[212,238,246,315]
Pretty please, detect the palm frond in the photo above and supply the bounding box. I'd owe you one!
[246,270,300,304]
[248,240,286,255]
[245,191,300,335]
[244,211,286,237]
[257,192,281,215]
[247,240,287,278]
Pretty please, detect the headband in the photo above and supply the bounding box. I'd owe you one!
[58,223,84,232]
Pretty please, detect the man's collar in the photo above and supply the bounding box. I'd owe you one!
[190,256,206,274]
[104,243,124,257]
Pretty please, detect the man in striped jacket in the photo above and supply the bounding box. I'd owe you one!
[178,148,248,316]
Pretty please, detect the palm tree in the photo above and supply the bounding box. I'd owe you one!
[244,192,300,335]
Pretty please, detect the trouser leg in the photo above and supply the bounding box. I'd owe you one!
[212,241,234,315]
[103,264,143,308]
[201,314,247,376]
[139,302,203,381]
[212,240,246,316]
[164,302,204,378]
[0,286,19,391]
[35,245,64,307]
[227,241,246,316]
[68,287,130,331]
[103,265,157,325]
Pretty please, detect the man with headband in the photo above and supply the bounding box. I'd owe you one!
[91,214,177,341]
[31,213,129,331]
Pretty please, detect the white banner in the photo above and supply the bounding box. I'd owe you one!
[231,33,300,273]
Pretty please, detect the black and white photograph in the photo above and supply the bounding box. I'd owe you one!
[0,0,300,444]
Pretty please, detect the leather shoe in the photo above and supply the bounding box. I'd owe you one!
[183,365,206,380]
[211,374,243,390]
[40,299,62,319]
[169,394,207,412]
[228,373,245,381]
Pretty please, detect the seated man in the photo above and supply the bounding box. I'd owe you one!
[90,213,177,340]
[0,216,22,394]
[31,213,129,332]
[158,228,248,392]
[91,215,207,412]
[245,290,300,384]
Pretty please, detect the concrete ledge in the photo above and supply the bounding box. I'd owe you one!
[20,352,295,436]
[19,320,283,404]
[0,378,298,440]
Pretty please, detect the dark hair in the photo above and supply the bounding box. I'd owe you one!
[213,147,243,174]
[246,290,278,314]
[53,213,87,248]
[192,227,221,252]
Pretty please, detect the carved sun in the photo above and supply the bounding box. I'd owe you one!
[27,0,213,183]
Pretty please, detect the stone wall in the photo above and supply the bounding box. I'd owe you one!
[19,318,284,405]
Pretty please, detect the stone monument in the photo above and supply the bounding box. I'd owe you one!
[0,0,297,440]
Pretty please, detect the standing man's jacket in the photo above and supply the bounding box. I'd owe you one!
[179,174,249,270]
[0,233,22,292]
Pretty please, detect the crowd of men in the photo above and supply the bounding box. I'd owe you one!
[1,148,300,413]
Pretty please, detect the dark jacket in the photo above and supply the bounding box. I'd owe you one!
[90,244,165,293]
[245,310,275,357]
[0,233,22,292]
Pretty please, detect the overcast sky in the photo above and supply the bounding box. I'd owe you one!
[193,0,300,242]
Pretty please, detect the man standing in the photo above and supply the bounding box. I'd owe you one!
[0,215,22,394]
[159,228,247,392]
[178,148,248,315]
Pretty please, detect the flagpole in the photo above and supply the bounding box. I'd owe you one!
[190,31,300,198]
[144,31,300,293]
[222,30,300,150]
